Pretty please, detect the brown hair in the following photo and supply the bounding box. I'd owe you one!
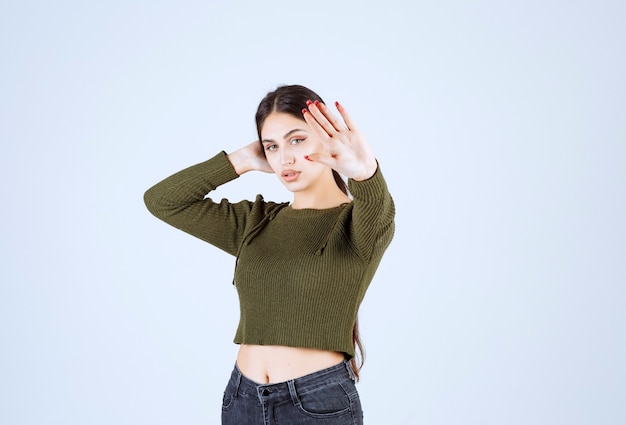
[255,84,364,380]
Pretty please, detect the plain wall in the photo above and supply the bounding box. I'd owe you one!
[1,1,624,424]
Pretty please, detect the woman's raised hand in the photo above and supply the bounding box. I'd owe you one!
[228,140,274,175]
[302,100,378,181]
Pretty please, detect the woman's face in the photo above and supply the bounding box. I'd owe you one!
[260,112,330,193]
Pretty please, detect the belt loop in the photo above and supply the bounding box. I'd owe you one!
[287,380,301,407]
[344,359,356,382]
[233,368,242,398]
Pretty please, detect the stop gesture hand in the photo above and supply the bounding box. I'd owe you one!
[302,100,378,181]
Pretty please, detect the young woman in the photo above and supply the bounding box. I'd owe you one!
[144,85,395,424]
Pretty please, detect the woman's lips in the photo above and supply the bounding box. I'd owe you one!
[281,169,300,182]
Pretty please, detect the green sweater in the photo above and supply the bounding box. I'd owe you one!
[144,151,395,357]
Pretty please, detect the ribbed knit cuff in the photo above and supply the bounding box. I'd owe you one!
[347,162,388,201]
[202,150,240,186]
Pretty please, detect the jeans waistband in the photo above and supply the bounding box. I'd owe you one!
[228,359,355,402]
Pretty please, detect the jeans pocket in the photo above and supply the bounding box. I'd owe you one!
[297,382,352,418]
[222,378,238,412]
[221,389,235,411]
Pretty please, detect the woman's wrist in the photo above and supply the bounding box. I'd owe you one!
[351,159,378,181]
[227,148,253,175]
[227,141,272,175]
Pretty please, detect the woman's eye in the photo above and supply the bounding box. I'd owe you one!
[265,144,277,151]
[290,138,304,145]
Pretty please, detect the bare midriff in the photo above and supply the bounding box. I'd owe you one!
[236,344,345,384]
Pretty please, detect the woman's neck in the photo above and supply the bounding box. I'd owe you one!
[291,185,351,210]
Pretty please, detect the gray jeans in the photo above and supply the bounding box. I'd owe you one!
[221,359,364,425]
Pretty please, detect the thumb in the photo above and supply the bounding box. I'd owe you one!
[304,152,335,167]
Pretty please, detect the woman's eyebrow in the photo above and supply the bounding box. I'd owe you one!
[262,128,307,144]
[283,128,307,139]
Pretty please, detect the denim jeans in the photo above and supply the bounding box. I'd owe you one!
[221,359,364,425]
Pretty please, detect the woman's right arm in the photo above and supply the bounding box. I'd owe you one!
[144,143,273,256]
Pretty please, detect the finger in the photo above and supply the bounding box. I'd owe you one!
[306,101,340,135]
[314,100,347,132]
[304,152,336,168]
[333,101,358,131]
[302,107,332,141]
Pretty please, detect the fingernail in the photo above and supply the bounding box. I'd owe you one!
[306,100,313,105]
[304,155,313,161]
[314,100,320,106]
[302,108,307,114]
[335,101,340,107]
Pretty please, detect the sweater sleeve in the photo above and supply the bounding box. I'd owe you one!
[144,151,264,256]
[347,163,396,260]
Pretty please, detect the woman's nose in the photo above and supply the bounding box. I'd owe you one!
[280,149,295,166]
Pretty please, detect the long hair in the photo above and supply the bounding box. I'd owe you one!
[255,84,364,380]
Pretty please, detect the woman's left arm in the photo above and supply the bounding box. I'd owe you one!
[302,100,378,181]
[303,100,395,259]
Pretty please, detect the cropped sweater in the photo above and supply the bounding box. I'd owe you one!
[144,151,395,357]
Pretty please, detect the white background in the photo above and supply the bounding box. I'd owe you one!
[1,1,624,424]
